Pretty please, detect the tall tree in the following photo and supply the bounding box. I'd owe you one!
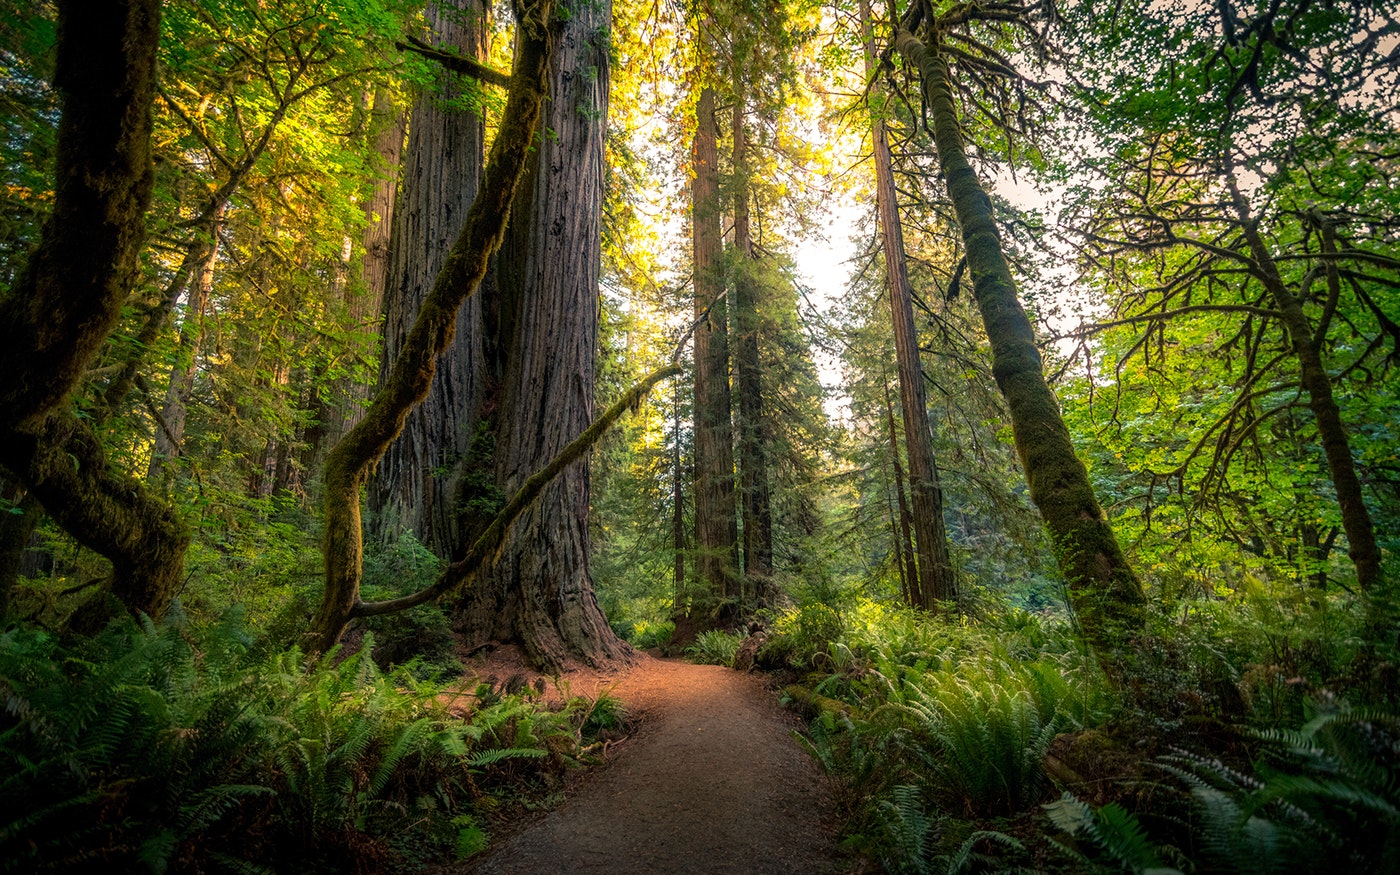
[452,0,630,668]
[690,80,741,626]
[312,0,556,653]
[861,0,957,608]
[730,79,775,602]
[370,0,489,555]
[894,2,1146,657]
[1063,0,1393,590]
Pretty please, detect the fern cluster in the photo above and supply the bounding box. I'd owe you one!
[788,602,1111,872]
[684,629,744,666]
[0,610,591,873]
[1048,705,1400,874]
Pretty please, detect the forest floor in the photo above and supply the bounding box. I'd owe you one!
[463,650,847,874]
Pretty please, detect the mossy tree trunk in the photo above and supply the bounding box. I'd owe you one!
[896,28,1145,656]
[451,0,631,669]
[369,0,489,556]
[311,0,554,654]
[863,0,957,608]
[0,0,190,620]
[1229,184,1380,590]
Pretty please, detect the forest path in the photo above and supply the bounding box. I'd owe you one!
[469,656,843,874]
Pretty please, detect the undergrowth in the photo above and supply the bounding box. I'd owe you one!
[0,608,603,873]
[773,594,1398,874]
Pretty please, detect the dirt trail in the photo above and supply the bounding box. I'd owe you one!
[470,656,842,875]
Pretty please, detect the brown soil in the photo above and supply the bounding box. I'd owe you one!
[465,653,844,875]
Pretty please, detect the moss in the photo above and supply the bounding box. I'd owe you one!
[897,27,1145,670]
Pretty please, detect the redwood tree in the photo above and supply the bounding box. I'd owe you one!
[452,0,631,668]
[370,0,489,556]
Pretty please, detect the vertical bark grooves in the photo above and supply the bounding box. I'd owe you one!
[863,0,956,606]
[731,88,774,601]
[673,380,687,608]
[1231,187,1380,588]
[313,0,553,654]
[898,29,1144,651]
[370,1,489,555]
[453,0,630,669]
[691,85,741,623]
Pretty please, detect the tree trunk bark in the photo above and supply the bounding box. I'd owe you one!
[311,0,554,654]
[451,0,630,669]
[882,367,920,603]
[730,89,774,606]
[897,29,1145,655]
[863,0,957,606]
[673,378,687,610]
[1229,184,1380,589]
[369,0,489,556]
[691,85,741,625]
[0,0,189,621]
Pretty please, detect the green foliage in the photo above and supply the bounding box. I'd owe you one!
[1047,705,1400,874]
[794,603,1110,871]
[0,612,589,873]
[360,533,460,680]
[685,629,744,666]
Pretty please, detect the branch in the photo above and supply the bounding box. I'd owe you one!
[351,361,683,618]
[397,34,511,89]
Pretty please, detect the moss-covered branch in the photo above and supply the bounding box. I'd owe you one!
[897,25,1146,664]
[352,363,683,619]
[310,0,555,653]
[0,0,190,621]
[397,35,512,89]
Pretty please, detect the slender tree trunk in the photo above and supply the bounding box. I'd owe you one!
[730,87,774,605]
[370,0,489,555]
[882,367,920,604]
[897,28,1145,654]
[311,0,554,654]
[691,85,741,624]
[863,0,956,606]
[452,0,629,669]
[1229,183,1380,589]
[148,204,224,481]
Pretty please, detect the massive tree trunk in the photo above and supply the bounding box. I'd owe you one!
[672,379,687,610]
[862,0,957,607]
[1229,184,1380,589]
[897,28,1145,655]
[311,0,554,654]
[0,0,189,620]
[690,85,741,625]
[369,0,489,555]
[451,0,628,669]
[730,88,774,605]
